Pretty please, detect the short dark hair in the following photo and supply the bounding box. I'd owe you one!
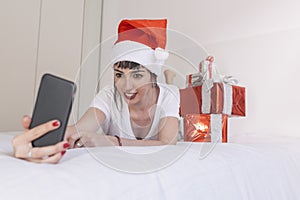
[114,61,142,70]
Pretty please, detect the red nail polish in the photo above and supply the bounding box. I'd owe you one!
[61,151,66,156]
[52,121,60,127]
[63,143,70,148]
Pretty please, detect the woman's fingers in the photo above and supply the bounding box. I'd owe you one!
[64,125,78,141]
[22,115,32,130]
[25,120,61,142]
[71,133,92,148]
[72,137,85,148]
[27,151,67,164]
[69,132,82,148]
[13,138,69,160]
[12,118,70,164]
[29,141,69,159]
[78,137,88,148]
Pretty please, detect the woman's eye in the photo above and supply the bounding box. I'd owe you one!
[133,73,143,78]
[115,73,123,78]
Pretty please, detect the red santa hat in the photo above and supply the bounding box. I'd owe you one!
[112,19,169,77]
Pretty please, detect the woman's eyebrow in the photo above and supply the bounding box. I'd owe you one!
[114,69,124,73]
[114,69,146,74]
[131,69,146,73]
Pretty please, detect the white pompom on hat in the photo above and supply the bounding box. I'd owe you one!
[112,19,169,77]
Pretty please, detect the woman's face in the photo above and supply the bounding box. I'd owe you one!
[114,65,153,105]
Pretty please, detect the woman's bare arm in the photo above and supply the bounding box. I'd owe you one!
[118,116,178,146]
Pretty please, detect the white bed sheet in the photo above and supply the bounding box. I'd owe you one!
[1,132,300,200]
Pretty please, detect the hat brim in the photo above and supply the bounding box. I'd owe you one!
[112,41,167,77]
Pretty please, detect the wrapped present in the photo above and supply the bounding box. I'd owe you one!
[180,82,246,116]
[181,56,246,117]
[186,56,220,87]
[181,56,245,143]
[184,114,228,143]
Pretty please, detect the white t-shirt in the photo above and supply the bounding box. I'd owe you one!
[90,83,180,140]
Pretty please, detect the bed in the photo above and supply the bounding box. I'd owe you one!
[1,131,300,200]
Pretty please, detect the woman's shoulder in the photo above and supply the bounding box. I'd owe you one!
[158,83,179,95]
[158,83,179,100]
[96,85,115,97]
[92,85,117,106]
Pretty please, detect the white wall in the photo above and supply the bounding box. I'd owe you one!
[0,0,102,131]
[0,0,40,131]
[76,0,102,120]
[101,0,300,136]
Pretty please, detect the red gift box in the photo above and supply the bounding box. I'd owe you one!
[184,114,228,143]
[180,82,246,116]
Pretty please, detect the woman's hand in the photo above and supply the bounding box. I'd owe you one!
[12,116,70,164]
[69,131,118,148]
[64,107,108,148]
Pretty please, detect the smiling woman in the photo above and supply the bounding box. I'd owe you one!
[67,19,180,147]
[12,18,181,164]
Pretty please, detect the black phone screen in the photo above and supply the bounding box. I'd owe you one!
[30,73,76,147]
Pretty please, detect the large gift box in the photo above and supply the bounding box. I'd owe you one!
[180,83,246,116]
[184,114,228,143]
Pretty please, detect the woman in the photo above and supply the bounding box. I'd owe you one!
[12,19,180,163]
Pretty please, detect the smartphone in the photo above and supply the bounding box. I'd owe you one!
[30,73,76,147]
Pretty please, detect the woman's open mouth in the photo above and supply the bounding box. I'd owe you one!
[124,92,137,100]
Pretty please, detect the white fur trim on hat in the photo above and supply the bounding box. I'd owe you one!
[112,41,169,77]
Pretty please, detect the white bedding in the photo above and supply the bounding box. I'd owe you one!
[1,132,300,200]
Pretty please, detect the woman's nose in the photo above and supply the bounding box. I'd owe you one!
[124,76,134,91]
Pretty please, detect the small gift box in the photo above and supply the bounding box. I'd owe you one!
[184,114,228,143]
[180,83,246,116]
[186,56,219,87]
